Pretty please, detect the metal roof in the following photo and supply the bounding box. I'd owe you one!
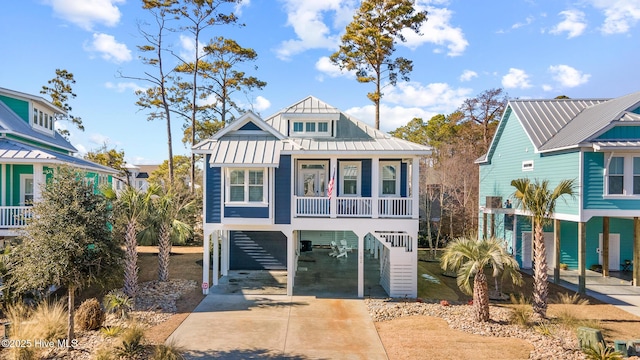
[194,96,431,165]
[540,91,640,151]
[0,96,77,153]
[592,140,640,151]
[199,136,295,167]
[0,138,117,173]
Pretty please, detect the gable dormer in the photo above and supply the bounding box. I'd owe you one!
[281,96,340,138]
[0,87,61,137]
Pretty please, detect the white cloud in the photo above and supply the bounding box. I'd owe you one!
[89,133,111,145]
[542,84,554,92]
[345,104,436,133]
[384,82,472,112]
[502,68,532,89]
[459,70,477,82]
[402,5,468,56]
[275,0,355,60]
[512,16,534,29]
[45,0,124,30]
[235,0,251,16]
[74,143,88,156]
[87,33,132,63]
[590,0,640,34]
[550,9,587,38]
[548,64,591,87]
[315,56,355,79]
[178,35,206,63]
[105,82,145,93]
[253,96,271,112]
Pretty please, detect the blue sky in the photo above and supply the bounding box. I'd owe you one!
[1,0,639,164]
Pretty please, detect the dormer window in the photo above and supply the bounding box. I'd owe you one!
[32,107,55,133]
[290,120,332,137]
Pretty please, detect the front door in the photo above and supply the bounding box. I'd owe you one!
[298,167,326,197]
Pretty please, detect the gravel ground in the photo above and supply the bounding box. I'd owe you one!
[366,298,586,360]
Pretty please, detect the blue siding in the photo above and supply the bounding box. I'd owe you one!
[401,162,407,197]
[596,126,640,140]
[479,108,580,216]
[206,159,221,223]
[275,155,292,224]
[239,121,261,131]
[361,159,371,197]
[224,206,269,218]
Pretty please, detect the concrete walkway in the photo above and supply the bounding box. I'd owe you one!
[549,269,640,317]
[168,294,388,360]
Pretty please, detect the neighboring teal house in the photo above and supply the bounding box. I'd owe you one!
[477,91,640,292]
[0,87,117,240]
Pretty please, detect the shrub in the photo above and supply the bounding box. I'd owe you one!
[583,342,624,360]
[103,289,133,319]
[31,300,67,341]
[152,340,185,360]
[100,326,123,338]
[509,294,533,327]
[95,345,117,360]
[116,323,146,359]
[534,321,555,337]
[555,292,589,305]
[75,298,105,331]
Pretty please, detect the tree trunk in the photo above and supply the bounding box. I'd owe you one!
[123,220,139,299]
[158,223,172,282]
[473,270,489,322]
[532,222,549,318]
[67,285,75,346]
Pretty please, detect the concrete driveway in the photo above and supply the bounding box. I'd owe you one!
[168,294,388,360]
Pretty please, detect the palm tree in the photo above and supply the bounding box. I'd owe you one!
[151,188,194,282]
[511,178,575,318]
[441,236,522,322]
[112,184,159,299]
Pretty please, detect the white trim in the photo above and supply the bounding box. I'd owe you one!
[225,168,267,205]
[339,161,361,197]
[379,161,400,196]
[522,160,534,171]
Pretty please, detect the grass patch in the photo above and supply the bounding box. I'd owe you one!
[417,261,459,301]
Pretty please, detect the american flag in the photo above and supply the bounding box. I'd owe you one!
[328,167,335,200]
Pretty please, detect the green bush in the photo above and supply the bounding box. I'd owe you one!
[75,298,105,331]
[117,323,146,358]
[583,343,623,360]
[103,289,133,319]
[152,340,185,360]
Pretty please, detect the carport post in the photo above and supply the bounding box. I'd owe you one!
[203,231,211,295]
[634,218,640,286]
[358,233,364,298]
[578,222,586,294]
[287,230,295,296]
[212,231,219,286]
[553,219,561,284]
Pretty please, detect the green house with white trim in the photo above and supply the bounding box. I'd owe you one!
[478,91,640,292]
[0,87,117,239]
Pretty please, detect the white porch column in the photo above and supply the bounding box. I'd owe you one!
[411,157,420,219]
[33,163,44,202]
[358,232,365,298]
[221,230,229,276]
[330,158,337,218]
[212,230,220,286]
[287,230,295,296]
[202,230,212,295]
[371,158,379,218]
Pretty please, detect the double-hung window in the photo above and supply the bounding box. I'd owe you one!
[340,162,360,196]
[605,155,640,196]
[608,157,624,195]
[380,162,400,196]
[228,169,265,203]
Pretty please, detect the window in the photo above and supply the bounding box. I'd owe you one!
[522,160,534,171]
[39,111,43,126]
[228,169,265,203]
[634,158,640,195]
[21,175,34,205]
[293,122,303,132]
[305,122,316,132]
[608,157,624,195]
[318,122,328,132]
[381,163,399,196]
[33,108,38,124]
[340,162,360,196]
[290,120,332,137]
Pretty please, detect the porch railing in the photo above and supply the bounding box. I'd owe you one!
[294,196,413,218]
[379,198,412,217]
[0,206,33,228]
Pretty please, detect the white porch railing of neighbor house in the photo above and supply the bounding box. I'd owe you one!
[0,206,33,228]
[379,198,413,217]
[294,196,412,218]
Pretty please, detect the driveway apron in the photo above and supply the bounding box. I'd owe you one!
[168,294,389,360]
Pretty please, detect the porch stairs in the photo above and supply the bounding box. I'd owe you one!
[234,236,286,270]
[371,231,416,298]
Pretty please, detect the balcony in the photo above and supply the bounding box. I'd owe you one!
[294,196,412,218]
[0,206,32,228]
